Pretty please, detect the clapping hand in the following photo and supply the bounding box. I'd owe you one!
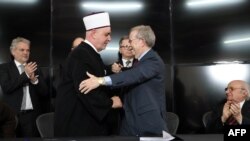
[24,62,38,82]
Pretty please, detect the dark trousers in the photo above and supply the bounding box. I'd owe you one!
[16,110,39,137]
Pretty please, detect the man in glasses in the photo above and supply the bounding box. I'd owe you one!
[107,36,136,74]
[206,80,250,133]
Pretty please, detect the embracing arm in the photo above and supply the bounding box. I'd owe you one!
[79,58,161,94]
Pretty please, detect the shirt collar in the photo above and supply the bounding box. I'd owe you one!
[240,100,245,108]
[14,60,26,67]
[122,58,134,62]
[138,48,151,61]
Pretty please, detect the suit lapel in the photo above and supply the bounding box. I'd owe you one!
[10,61,20,80]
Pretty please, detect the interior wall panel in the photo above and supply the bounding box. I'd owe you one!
[1,0,250,134]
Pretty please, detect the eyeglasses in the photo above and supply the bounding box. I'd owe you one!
[120,45,132,50]
[224,87,245,92]
[120,45,131,48]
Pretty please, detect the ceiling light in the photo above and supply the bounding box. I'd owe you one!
[0,0,37,4]
[186,0,245,9]
[81,2,143,12]
[224,37,250,44]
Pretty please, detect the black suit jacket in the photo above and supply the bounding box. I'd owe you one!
[54,42,114,137]
[0,61,48,114]
[207,99,250,133]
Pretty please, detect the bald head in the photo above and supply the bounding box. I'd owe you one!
[227,80,250,101]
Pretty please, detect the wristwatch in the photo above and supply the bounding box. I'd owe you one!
[98,77,106,85]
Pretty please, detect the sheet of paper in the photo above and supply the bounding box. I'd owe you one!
[140,131,175,141]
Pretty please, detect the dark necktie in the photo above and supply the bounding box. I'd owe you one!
[132,59,139,67]
[227,116,238,125]
[125,60,131,67]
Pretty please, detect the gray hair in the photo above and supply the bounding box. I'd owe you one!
[10,37,30,52]
[130,25,156,48]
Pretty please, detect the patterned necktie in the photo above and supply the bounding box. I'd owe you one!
[227,116,238,125]
[125,60,131,67]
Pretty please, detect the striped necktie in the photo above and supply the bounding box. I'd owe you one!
[227,116,238,125]
[125,60,131,67]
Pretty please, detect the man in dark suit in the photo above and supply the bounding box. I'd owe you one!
[106,35,136,74]
[206,80,250,133]
[54,12,122,137]
[0,37,49,137]
[79,25,168,136]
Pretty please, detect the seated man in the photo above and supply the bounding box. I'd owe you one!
[206,80,250,133]
[0,101,17,137]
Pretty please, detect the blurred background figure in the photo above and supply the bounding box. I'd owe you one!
[71,37,84,51]
[108,36,136,74]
